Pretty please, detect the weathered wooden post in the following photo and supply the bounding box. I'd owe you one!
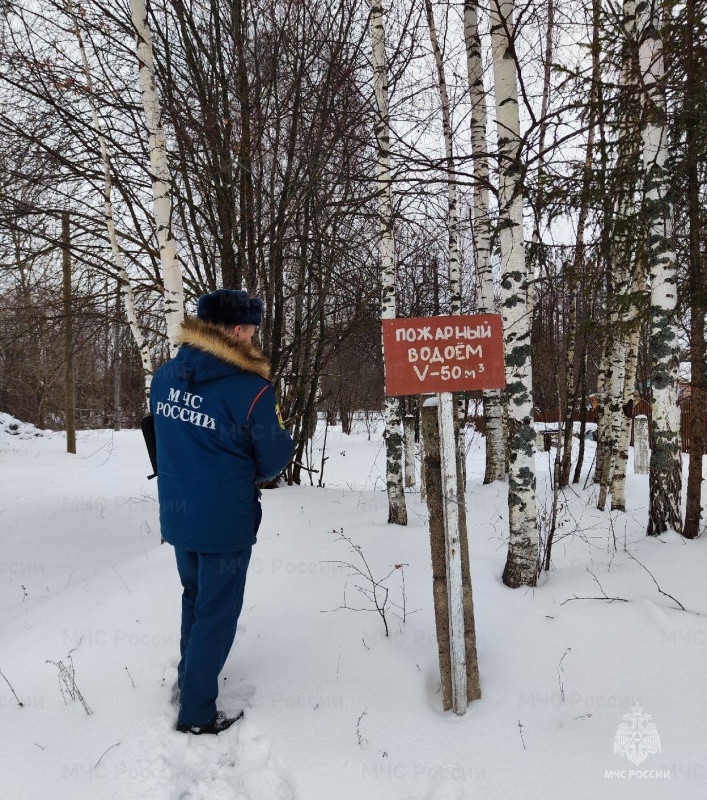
[438,392,468,712]
[454,406,481,706]
[420,425,428,502]
[634,414,649,474]
[422,398,482,712]
[421,399,453,709]
[383,314,503,715]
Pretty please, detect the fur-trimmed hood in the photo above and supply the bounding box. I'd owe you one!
[176,317,270,380]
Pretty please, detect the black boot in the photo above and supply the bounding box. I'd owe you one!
[176,710,244,735]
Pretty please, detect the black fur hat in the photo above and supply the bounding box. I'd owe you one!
[196,289,263,327]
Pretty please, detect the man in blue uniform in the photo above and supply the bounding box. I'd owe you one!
[150,289,294,735]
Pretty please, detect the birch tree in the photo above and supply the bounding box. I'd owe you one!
[130,0,184,355]
[490,0,538,587]
[638,0,682,535]
[596,0,643,511]
[596,293,629,510]
[423,0,468,484]
[423,0,461,317]
[464,0,505,484]
[370,0,407,526]
[605,4,647,514]
[528,0,554,320]
[597,325,629,510]
[610,273,645,510]
[66,0,153,404]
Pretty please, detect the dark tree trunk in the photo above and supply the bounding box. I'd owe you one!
[683,0,705,539]
[62,211,76,453]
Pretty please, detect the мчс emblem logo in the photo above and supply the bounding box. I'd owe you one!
[613,705,661,766]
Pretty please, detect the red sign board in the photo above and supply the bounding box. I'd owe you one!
[382,314,506,396]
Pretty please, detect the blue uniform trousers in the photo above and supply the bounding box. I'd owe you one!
[174,546,252,726]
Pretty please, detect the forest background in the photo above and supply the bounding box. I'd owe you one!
[1,0,705,572]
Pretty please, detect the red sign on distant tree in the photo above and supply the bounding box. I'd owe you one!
[382,314,506,396]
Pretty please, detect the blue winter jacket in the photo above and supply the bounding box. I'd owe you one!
[150,317,294,552]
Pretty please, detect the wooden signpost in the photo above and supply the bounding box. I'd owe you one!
[383,314,505,715]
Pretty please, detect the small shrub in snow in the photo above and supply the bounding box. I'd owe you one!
[46,656,92,715]
[322,529,417,637]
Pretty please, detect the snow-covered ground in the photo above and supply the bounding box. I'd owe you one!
[1,415,706,800]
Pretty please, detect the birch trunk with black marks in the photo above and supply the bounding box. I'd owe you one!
[67,0,153,403]
[424,0,467,486]
[596,0,641,505]
[610,340,639,509]
[491,0,538,587]
[424,0,461,317]
[639,0,682,535]
[131,0,184,356]
[597,327,627,510]
[610,272,645,510]
[370,0,407,525]
[528,0,553,324]
[594,334,610,484]
[464,0,504,484]
[404,414,416,488]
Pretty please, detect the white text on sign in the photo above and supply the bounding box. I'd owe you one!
[408,344,485,382]
[395,322,492,343]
